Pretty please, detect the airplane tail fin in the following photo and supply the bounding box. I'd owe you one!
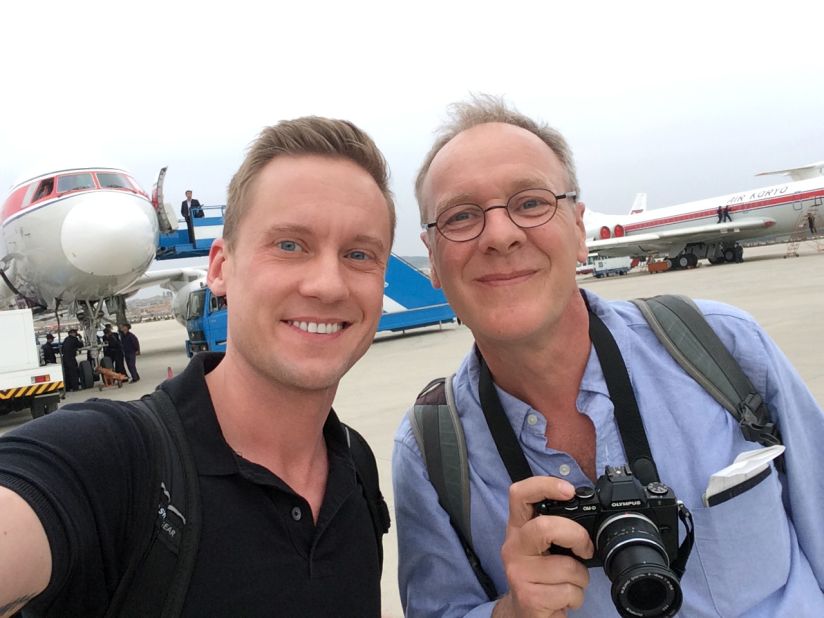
[629,192,647,215]
[755,161,824,182]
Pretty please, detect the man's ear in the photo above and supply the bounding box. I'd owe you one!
[574,201,589,264]
[207,238,230,296]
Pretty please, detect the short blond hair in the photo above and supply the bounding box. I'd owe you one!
[416,94,579,222]
[224,117,395,247]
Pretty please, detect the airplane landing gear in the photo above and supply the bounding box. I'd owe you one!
[673,254,699,269]
[710,244,744,265]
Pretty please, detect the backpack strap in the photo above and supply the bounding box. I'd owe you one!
[631,294,782,449]
[105,389,202,618]
[408,377,498,601]
[342,423,391,572]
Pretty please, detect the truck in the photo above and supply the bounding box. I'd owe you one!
[0,309,64,419]
[593,256,632,278]
[182,255,457,356]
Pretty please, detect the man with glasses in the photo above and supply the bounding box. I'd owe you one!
[392,96,824,617]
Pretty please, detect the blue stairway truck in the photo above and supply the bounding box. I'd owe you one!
[158,209,456,355]
[183,257,455,356]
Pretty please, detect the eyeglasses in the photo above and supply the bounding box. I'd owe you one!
[423,188,577,242]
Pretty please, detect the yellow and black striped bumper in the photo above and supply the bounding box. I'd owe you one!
[0,381,64,401]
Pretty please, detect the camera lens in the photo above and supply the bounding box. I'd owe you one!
[596,513,682,617]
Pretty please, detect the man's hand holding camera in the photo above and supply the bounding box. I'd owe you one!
[494,477,594,618]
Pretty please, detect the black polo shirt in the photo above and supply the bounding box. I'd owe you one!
[0,353,381,616]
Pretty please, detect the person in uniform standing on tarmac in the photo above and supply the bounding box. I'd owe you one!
[103,323,127,376]
[119,323,140,383]
[60,329,82,391]
[41,334,57,365]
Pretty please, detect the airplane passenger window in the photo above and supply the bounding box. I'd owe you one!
[96,172,133,190]
[57,173,95,193]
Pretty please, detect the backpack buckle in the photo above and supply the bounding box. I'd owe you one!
[737,393,780,446]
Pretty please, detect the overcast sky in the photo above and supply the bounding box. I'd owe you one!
[2,0,822,260]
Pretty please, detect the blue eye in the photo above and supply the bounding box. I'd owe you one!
[277,240,301,252]
[347,250,369,261]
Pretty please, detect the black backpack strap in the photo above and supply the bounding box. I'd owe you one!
[342,423,391,572]
[106,389,202,618]
[408,377,498,601]
[632,295,782,449]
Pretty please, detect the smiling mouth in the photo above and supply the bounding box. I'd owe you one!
[476,270,535,284]
[285,320,349,334]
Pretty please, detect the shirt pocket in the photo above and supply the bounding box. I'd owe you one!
[690,465,790,617]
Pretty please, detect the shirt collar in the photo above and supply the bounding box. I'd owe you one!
[158,352,349,476]
[578,289,636,398]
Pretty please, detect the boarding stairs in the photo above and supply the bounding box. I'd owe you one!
[784,199,824,258]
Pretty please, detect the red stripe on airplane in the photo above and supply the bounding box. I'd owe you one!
[623,189,824,233]
[1,185,29,223]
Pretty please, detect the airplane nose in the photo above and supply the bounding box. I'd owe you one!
[61,192,158,276]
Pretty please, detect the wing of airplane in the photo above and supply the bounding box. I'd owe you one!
[119,267,207,296]
[587,216,776,258]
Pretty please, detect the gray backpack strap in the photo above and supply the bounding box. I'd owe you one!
[631,294,782,449]
[408,376,497,601]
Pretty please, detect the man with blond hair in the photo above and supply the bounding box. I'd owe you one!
[393,96,824,617]
[0,116,394,616]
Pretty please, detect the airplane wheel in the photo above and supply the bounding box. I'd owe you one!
[723,248,736,263]
[664,259,673,269]
[708,256,723,265]
[79,360,94,390]
[734,246,744,262]
[677,256,690,269]
[100,356,114,370]
[687,254,699,268]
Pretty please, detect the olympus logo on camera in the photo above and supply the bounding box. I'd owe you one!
[610,500,642,508]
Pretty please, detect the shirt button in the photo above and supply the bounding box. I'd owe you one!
[527,414,538,426]
[291,506,303,521]
[559,464,571,476]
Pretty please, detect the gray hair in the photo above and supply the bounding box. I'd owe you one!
[415,94,579,222]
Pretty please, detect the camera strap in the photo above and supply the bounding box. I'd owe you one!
[586,307,661,486]
[476,302,661,486]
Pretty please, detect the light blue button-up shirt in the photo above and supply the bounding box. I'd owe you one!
[393,291,824,617]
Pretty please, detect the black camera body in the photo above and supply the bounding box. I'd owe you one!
[535,464,679,567]
[535,465,687,618]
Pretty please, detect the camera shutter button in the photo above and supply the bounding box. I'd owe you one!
[575,486,596,500]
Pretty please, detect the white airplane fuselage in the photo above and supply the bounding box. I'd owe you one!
[1,168,159,310]
[585,175,824,261]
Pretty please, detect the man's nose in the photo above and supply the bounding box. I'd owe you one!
[477,205,524,253]
[298,253,350,303]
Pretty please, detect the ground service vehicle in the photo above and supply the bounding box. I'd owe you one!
[182,255,457,356]
[593,256,632,278]
[0,309,63,418]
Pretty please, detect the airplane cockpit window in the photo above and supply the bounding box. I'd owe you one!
[57,173,95,194]
[32,178,55,202]
[96,172,134,191]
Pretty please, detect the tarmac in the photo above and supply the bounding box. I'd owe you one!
[1,242,822,617]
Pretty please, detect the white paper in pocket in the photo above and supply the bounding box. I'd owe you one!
[703,445,785,507]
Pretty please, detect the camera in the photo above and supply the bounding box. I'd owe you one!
[534,465,692,618]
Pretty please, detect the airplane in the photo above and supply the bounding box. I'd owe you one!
[584,161,824,269]
[0,166,201,347]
